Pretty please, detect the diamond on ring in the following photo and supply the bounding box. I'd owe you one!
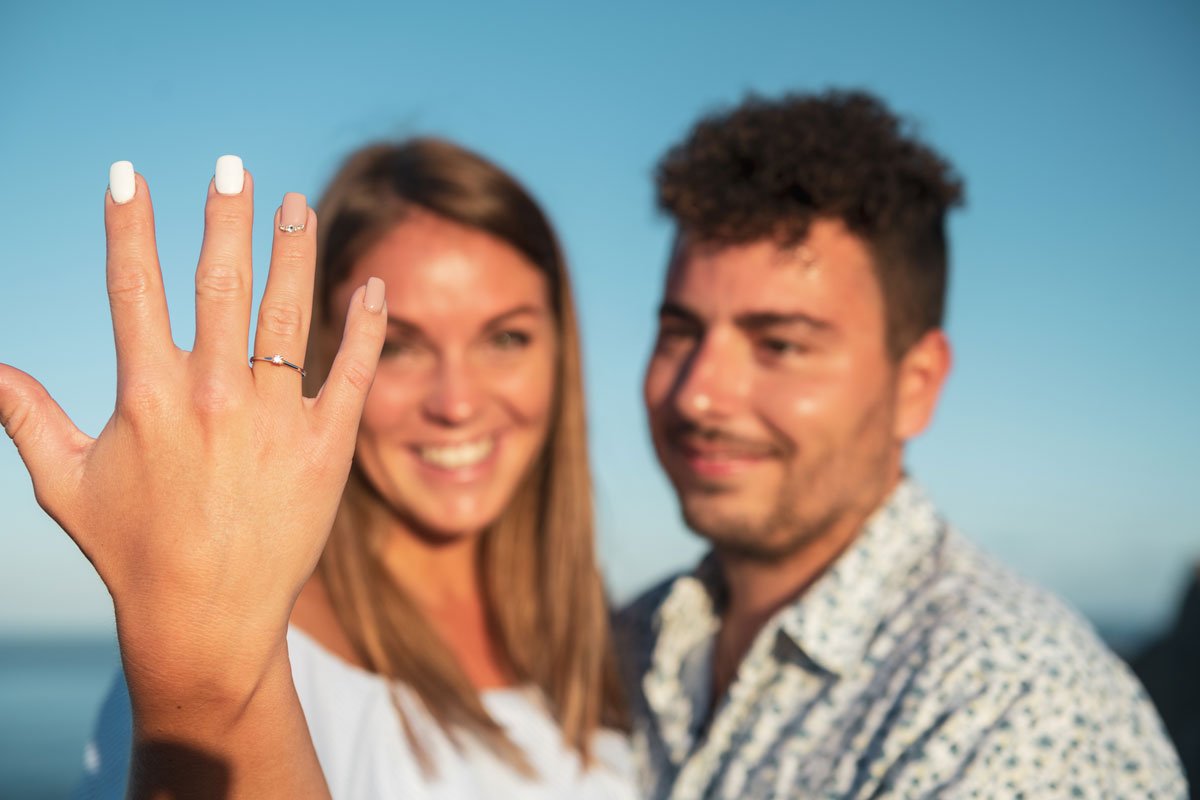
[249,354,306,378]
[278,223,306,233]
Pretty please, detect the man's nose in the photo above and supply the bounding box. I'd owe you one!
[671,327,751,422]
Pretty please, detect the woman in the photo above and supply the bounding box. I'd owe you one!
[67,140,634,798]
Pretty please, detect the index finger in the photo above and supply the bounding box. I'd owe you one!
[105,161,175,388]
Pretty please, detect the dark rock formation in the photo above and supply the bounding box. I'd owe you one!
[1132,565,1199,798]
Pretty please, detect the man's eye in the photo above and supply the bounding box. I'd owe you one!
[491,330,531,350]
[657,324,697,341]
[760,338,808,357]
[655,326,697,351]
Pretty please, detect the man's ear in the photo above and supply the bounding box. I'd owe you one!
[893,329,952,442]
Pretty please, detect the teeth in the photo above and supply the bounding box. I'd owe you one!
[418,438,494,469]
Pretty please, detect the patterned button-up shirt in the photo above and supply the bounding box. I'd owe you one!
[618,480,1187,799]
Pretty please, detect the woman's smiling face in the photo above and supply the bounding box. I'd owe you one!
[332,209,557,539]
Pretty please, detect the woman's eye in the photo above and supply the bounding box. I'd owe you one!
[491,330,531,350]
[381,339,418,357]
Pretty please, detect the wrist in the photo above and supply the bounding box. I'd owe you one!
[120,620,292,733]
[128,638,293,740]
[126,649,326,799]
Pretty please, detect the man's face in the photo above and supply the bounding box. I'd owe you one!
[643,218,906,559]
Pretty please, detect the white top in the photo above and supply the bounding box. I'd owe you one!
[74,627,638,800]
[287,627,637,799]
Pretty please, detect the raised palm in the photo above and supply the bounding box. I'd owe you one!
[0,160,384,782]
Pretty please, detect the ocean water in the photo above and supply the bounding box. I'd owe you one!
[0,626,1157,800]
[0,638,120,800]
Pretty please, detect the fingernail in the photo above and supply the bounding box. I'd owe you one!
[364,277,385,314]
[109,161,135,204]
[279,192,307,233]
[214,155,244,195]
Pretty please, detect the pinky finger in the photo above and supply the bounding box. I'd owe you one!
[312,278,386,448]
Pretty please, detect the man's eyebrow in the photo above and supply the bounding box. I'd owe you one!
[657,301,704,325]
[734,311,833,332]
[657,303,833,332]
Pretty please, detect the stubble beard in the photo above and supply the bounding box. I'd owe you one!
[676,405,898,564]
[679,471,844,564]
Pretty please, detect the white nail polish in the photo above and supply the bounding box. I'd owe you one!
[214,155,244,195]
[109,161,135,204]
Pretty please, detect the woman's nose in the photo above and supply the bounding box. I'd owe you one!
[422,359,481,425]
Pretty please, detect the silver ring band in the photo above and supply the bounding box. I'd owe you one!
[249,354,306,378]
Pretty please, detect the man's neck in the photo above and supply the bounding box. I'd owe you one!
[719,527,855,626]
[710,474,903,704]
[709,515,861,706]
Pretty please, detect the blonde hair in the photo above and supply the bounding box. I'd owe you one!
[303,139,626,772]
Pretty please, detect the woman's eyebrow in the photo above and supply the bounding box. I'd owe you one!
[482,304,544,327]
[384,317,423,335]
[385,304,545,334]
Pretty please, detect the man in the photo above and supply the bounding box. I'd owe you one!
[620,90,1187,798]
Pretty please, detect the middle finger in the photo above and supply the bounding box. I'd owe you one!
[192,155,254,375]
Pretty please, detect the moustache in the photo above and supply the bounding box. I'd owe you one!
[665,421,783,459]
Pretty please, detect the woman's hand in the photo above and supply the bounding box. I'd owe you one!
[0,158,384,797]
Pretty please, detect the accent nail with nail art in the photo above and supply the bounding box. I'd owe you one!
[279,192,307,233]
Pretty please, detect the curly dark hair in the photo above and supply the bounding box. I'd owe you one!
[656,89,965,357]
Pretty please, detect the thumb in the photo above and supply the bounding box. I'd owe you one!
[0,362,91,522]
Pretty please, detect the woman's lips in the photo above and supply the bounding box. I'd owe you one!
[417,436,495,468]
[410,435,500,483]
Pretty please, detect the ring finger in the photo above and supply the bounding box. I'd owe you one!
[251,192,317,399]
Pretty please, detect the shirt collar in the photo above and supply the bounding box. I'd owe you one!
[640,561,722,764]
[775,479,946,675]
[661,477,946,678]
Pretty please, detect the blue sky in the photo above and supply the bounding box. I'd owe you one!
[1,0,1197,635]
